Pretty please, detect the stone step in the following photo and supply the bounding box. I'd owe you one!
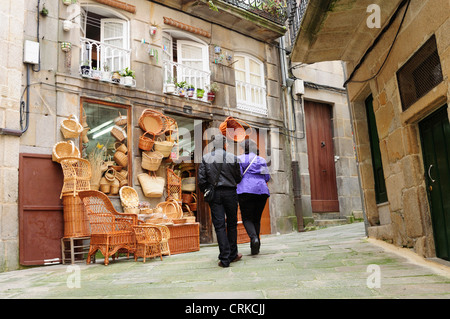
[314,218,348,227]
[313,212,341,220]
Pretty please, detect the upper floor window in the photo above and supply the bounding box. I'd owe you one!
[234,53,267,115]
[79,6,132,84]
[162,31,210,100]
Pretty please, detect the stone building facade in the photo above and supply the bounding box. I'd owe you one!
[0,0,298,271]
[291,0,450,260]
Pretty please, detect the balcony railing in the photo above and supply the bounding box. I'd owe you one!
[286,0,309,46]
[221,0,288,25]
[79,37,135,87]
[163,60,211,102]
[236,80,268,115]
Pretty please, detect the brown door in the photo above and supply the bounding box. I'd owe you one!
[304,101,339,212]
[19,154,64,265]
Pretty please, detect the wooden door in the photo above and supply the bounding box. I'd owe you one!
[419,105,450,261]
[19,154,64,265]
[304,101,339,212]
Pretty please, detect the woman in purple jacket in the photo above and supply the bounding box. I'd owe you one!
[237,139,270,255]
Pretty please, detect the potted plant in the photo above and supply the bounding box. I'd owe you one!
[176,81,187,97]
[196,88,205,99]
[186,84,195,97]
[120,67,135,86]
[101,64,111,81]
[112,71,121,83]
[80,60,91,77]
[206,82,219,102]
[92,67,102,80]
[165,77,176,94]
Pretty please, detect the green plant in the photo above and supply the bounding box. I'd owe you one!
[207,82,219,93]
[176,81,187,89]
[120,67,135,78]
[40,6,49,16]
[187,84,195,90]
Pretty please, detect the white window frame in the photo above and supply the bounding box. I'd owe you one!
[234,53,267,115]
[100,18,130,72]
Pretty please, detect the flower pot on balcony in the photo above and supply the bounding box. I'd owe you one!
[207,92,215,102]
[80,65,91,77]
[196,88,205,99]
[101,71,111,81]
[165,83,176,94]
[120,76,134,86]
[112,71,121,83]
[187,87,195,97]
[61,42,71,52]
[92,69,102,80]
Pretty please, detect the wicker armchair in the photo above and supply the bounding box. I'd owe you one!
[133,225,164,263]
[60,157,91,198]
[146,224,171,256]
[78,190,138,265]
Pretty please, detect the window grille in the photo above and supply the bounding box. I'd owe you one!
[397,35,443,111]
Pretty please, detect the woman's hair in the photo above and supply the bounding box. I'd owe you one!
[241,139,259,155]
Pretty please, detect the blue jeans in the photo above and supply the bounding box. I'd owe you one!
[208,187,239,266]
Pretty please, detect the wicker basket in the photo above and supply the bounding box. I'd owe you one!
[154,138,174,157]
[181,176,196,192]
[116,170,128,187]
[114,111,127,126]
[167,168,181,201]
[111,125,127,142]
[139,131,155,151]
[99,177,111,194]
[138,173,165,198]
[114,142,127,154]
[119,186,140,208]
[219,116,252,142]
[166,223,200,255]
[157,199,183,220]
[138,109,167,135]
[62,194,90,238]
[142,151,164,171]
[52,141,80,163]
[114,150,128,168]
[61,115,84,139]
[110,178,120,195]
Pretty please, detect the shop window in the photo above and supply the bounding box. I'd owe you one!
[79,6,131,82]
[81,100,130,193]
[234,53,267,115]
[162,31,210,100]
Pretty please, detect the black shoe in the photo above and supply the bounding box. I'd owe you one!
[250,238,260,255]
[218,261,229,268]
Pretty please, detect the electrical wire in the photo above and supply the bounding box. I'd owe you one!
[343,0,411,85]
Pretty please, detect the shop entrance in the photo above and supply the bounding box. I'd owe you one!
[419,105,450,261]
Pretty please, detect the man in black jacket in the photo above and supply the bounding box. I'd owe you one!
[198,134,242,267]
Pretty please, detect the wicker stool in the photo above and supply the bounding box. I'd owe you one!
[61,236,91,264]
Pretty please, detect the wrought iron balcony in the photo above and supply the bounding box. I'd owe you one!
[221,0,288,25]
[286,0,309,47]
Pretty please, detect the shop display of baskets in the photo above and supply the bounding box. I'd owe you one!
[138,173,165,198]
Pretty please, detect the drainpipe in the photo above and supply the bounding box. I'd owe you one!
[279,35,304,232]
[341,61,369,236]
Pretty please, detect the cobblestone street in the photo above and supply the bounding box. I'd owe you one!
[0,222,449,300]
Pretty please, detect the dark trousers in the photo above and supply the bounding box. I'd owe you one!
[209,187,239,266]
[238,193,268,241]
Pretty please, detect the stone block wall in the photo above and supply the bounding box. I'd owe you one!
[0,0,25,272]
[346,0,449,257]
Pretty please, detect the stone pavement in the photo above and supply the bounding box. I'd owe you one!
[0,222,449,299]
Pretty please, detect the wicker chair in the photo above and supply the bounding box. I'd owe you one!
[78,190,138,265]
[60,157,91,198]
[133,225,164,263]
[145,224,171,256]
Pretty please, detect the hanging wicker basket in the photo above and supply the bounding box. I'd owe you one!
[219,116,252,142]
[111,125,127,142]
[154,138,174,157]
[141,150,164,171]
[114,142,127,154]
[138,109,167,135]
[139,131,155,151]
[181,176,196,192]
[114,111,127,126]
[138,173,165,198]
[52,140,80,163]
[61,114,84,139]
